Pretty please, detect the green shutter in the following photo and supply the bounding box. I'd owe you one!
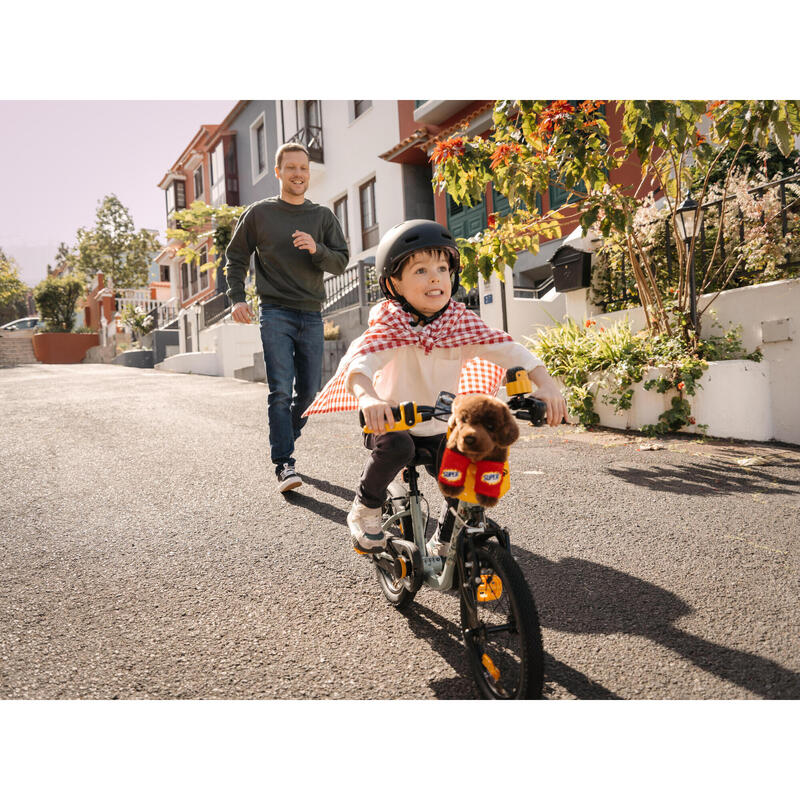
[446,194,487,238]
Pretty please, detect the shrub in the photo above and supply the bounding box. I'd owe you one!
[323,320,341,340]
[33,275,84,332]
[527,317,761,433]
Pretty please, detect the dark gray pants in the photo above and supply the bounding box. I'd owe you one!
[358,431,445,508]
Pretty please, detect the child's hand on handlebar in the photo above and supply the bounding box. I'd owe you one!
[529,367,569,426]
[358,396,396,435]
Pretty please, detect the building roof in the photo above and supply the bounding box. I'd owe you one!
[379,101,496,164]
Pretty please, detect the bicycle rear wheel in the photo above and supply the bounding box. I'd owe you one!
[460,542,544,699]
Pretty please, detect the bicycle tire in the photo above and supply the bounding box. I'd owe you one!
[460,542,544,699]
[374,498,417,610]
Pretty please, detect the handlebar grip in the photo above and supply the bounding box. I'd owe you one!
[506,367,532,397]
[360,401,422,434]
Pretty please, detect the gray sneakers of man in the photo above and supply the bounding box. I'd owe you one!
[277,463,303,493]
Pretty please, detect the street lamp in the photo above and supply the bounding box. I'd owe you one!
[674,191,704,330]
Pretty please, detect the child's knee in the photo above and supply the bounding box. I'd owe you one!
[375,431,416,465]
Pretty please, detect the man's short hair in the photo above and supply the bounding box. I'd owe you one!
[275,142,310,169]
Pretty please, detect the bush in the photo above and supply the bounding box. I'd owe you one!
[527,317,761,433]
[323,320,341,340]
[33,275,84,332]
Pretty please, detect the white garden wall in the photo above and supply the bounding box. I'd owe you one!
[584,278,799,444]
[478,266,566,343]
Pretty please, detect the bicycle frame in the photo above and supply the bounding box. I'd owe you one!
[381,464,494,592]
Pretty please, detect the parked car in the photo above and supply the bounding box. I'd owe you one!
[0,316,42,330]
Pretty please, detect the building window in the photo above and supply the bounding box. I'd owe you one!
[334,195,349,243]
[165,181,186,227]
[160,265,170,282]
[210,144,225,207]
[359,178,378,250]
[250,113,268,182]
[193,167,204,201]
[354,100,372,118]
[198,246,209,290]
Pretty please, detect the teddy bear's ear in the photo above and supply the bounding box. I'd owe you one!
[497,404,520,446]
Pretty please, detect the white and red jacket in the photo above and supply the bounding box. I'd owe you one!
[304,300,543,437]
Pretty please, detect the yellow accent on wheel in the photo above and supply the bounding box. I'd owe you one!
[398,557,408,579]
[477,574,503,602]
[482,654,501,682]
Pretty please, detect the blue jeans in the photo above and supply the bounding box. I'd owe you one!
[259,303,324,470]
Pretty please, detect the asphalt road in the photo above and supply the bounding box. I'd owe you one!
[1,363,798,700]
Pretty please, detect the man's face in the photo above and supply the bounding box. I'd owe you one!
[275,150,310,198]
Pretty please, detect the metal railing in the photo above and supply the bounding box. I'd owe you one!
[288,125,323,163]
[513,276,555,300]
[200,291,230,329]
[322,260,380,315]
[599,173,800,311]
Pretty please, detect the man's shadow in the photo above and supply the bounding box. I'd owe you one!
[513,546,800,699]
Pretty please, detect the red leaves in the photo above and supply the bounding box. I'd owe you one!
[677,381,686,390]
[489,142,521,170]
[431,136,465,165]
[537,100,576,139]
[487,214,497,228]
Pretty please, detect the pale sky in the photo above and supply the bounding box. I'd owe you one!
[0,101,236,286]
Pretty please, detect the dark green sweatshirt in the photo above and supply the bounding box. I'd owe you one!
[224,197,350,311]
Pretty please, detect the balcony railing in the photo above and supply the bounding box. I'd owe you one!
[288,126,324,163]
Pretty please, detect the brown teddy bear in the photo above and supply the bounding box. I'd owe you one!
[437,394,519,507]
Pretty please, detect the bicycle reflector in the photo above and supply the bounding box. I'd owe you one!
[477,574,503,602]
[505,367,532,396]
[481,654,501,682]
[360,401,422,433]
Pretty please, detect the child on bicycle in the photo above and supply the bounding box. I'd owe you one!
[303,219,568,556]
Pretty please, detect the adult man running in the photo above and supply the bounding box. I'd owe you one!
[225,142,349,492]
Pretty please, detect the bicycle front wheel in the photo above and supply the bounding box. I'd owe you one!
[460,542,544,699]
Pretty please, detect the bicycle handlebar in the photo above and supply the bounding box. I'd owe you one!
[359,367,552,433]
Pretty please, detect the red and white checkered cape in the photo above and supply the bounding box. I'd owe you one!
[303,299,513,417]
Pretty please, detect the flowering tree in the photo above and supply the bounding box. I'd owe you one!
[432,100,800,346]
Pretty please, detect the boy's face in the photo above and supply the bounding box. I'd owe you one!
[389,250,452,317]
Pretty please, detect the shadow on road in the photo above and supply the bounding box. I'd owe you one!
[282,490,347,525]
[299,474,353,502]
[513,547,800,699]
[401,600,622,700]
[607,459,800,497]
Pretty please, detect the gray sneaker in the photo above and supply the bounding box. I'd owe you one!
[277,464,302,493]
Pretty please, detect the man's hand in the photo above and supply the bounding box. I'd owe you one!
[292,230,317,255]
[231,302,254,324]
[529,366,569,426]
[358,395,396,435]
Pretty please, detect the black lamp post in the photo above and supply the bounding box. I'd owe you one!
[674,191,704,330]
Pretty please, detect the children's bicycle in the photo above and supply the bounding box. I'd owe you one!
[358,369,552,700]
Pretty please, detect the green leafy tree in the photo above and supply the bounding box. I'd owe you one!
[33,275,85,332]
[167,200,245,272]
[73,195,160,290]
[0,247,28,308]
[433,100,800,345]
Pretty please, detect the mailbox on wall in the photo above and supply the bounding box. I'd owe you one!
[550,245,592,293]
